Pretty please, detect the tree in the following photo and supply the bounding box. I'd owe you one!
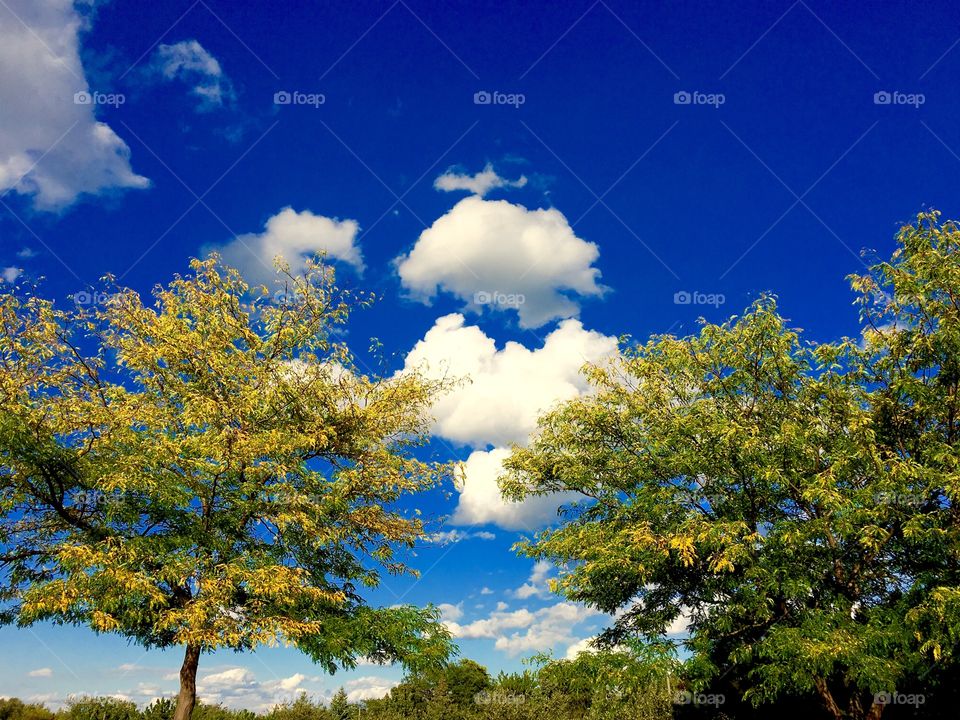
[0,257,454,720]
[328,689,349,720]
[501,212,960,719]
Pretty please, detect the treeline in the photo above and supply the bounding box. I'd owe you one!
[5,651,955,720]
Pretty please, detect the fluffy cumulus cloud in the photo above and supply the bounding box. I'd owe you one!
[1,267,23,284]
[343,676,399,703]
[401,313,616,529]
[443,601,604,658]
[0,0,148,209]
[152,40,234,111]
[395,196,605,328]
[434,163,527,197]
[197,667,320,711]
[564,636,596,659]
[402,313,617,448]
[512,560,554,600]
[453,447,576,530]
[210,207,363,286]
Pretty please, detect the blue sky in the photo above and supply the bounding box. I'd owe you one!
[2,0,960,709]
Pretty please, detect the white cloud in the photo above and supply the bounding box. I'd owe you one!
[210,207,363,286]
[197,667,315,712]
[434,163,527,197]
[564,636,596,659]
[27,667,53,678]
[275,674,307,692]
[0,0,149,210]
[402,313,616,530]
[395,196,605,328]
[344,676,398,702]
[402,313,617,448]
[424,529,496,545]
[512,559,553,600]
[152,40,233,111]
[1,267,22,283]
[494,602,603,657]
[480,587,494,595]
[437,602,464,623]
[453,447,576,530]
[444,601,604,658]
[443,606,535,640]
[666,607,692,636]
[201,667,256,689]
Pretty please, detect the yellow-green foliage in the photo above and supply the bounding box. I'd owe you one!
[501,212,960,719]
[0,256,453,671]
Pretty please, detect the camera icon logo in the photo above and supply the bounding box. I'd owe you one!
[273,91,292,105]
[474,91,492,105]
[73,290,92,305]
[874,91,892,105]
[74,91,92,105]
[873,692,892,705]
[673,691,693,705]
[474,290,492,304]
[673,290,692,305]
[673,91,692,105]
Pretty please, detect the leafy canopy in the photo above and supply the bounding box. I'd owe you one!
[502,211,960,717]
[0,256,453,672]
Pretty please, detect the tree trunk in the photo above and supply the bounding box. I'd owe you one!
[174,644,201,720]
[814,677,844,720]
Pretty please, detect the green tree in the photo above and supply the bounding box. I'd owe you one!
[265,694,331,720]
[59,698,140,720]
[502,212,960,719]
[0,257,453,720]
[0,698,54,720]
[328,689,349,720]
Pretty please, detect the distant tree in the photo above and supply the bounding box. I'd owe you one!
[142,698,175,720]
[60,697,140,720]
[190,705,256,720]
[328,690,349,720]
[0,698,54,720]
[264,694,331,720]
[502,212,960,719]
[0,257,454,720]
[439,659,490,707]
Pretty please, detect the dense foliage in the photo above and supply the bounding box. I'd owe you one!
[502,211,960,719]
[0,258,453,720]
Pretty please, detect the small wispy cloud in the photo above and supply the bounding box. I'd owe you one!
[152,40,234,112]
[434,163,527,197]
[424,529,496,545]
